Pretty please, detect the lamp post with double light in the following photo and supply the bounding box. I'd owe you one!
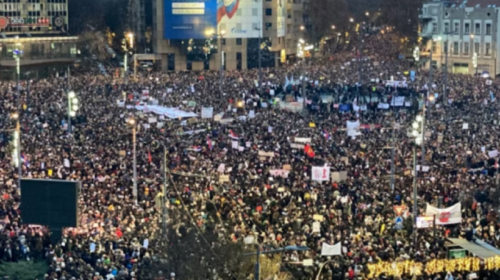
[10,112,21,187]
[411,115,424,245]
[67,91,78,134]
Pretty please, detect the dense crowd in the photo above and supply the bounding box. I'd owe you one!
[0,31,499,280]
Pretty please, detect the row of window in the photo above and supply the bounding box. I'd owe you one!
[433,21,493,35]
[2,0,66,2]
[431,40,491,56]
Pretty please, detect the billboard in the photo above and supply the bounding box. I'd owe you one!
[217,0,262,38]
[164,0,218,39]
[277,0,286,37]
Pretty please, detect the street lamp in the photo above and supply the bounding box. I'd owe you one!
[331,25,335,30]
[206,29,226,100]
[10,112,21,187]
[300,25,305,31]
[127,118,138,204]
[470,34,477,75]
[411,116,423,245]
[254,25,263,93]
[365,11,369,16]
[67,91,78,133]
[349,18,354,23]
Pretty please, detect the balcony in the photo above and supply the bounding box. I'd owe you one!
[418,13,433,21]
[419,30,433,38]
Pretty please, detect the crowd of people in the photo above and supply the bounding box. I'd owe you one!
[0,30,499,280]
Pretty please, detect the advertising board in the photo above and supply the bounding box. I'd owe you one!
[217,0,262,38]
[277,0,286,37]
[164,0,261,39]
[164,0,218,39]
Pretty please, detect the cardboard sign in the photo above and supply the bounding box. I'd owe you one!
[219,175,230,183]
[283,164,292,170]
[258,151,274,157]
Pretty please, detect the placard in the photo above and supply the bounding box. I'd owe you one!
[258,151,275,157]
[219,175,230,183]
[201,107,213,119]
[312,166,330,181]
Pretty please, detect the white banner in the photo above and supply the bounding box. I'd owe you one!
[346,120,361,137]
[290,143,305,149]
[312,166,330,181]
[201,107,213,119]
[391,96,405,106]
[425,202,462,225]
[321,242,341,256]
[294,137,311,143]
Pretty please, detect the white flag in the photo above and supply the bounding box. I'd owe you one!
[321,242,341,256]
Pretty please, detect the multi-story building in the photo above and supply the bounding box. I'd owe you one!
[151,0,305,71]
[419,0,500,76]
[0,0,78,79]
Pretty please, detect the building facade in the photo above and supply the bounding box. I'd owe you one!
[152,0,305,71]
[419,0,500,76]
[0,0,77,78]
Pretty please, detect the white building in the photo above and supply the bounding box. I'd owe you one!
[419,0,500,76]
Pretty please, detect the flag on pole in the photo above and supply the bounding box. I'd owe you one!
[228,130,239,140]
[20,153,29,167]
[207,135,213,150]
[304,144,315,158]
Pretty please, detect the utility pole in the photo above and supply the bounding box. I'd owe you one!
[358,24,364,85]
[443,37,448,104]
[162,146,168,238]
[422,49,432,165]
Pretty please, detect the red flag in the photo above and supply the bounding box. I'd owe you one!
[304,144,315,158]
[148,150,152,163]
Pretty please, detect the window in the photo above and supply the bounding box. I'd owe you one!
[252,8,258,16]
[464,23,470,34]
[475,42,480,54]
[236,52,242,70]
[444,41,448,53]
[236,38,242,45]
[432,41,437,52]
[265,8,272,16]
[453,42,459,55]
[463,42,469,55]
[236,9,242,16]
[486,23,491,35]
[486,43,491,56]
[222,38,226,45]
[475,23,481,34]
[444,22,450,33]
[432,22,437,33]
[453,22,459,33]
[186,61,192,70]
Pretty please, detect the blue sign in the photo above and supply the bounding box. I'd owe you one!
[395,216,403,230]
[164,0,218,39]
[339,104,351,112]
[410,71,416,82]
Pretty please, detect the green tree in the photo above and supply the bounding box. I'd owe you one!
[0,261,48,280]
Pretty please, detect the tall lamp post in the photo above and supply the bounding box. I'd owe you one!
[207,30,227,98]
[127,118,138,204]
[470,34,478,75]
[11,112,21,187]
[411,116,424,245]
[67,91,78,133]
[254,25,263,93]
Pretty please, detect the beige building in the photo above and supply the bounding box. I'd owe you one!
[419,0,500,76]
[152,0,305,71]
[0,0,77,78]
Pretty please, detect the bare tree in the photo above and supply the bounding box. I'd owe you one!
[307,0,350,42]
[77,32,112,61]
